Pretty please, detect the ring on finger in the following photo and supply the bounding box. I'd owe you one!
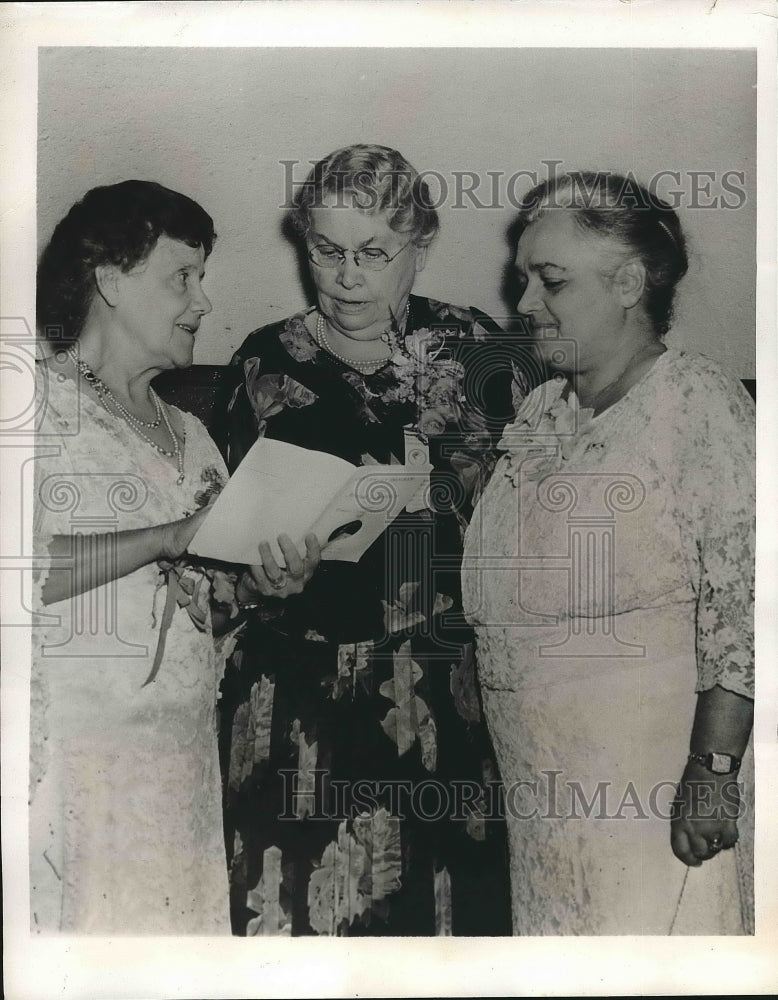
[268,572,287,590]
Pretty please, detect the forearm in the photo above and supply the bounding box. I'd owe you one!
[689,684,754,758]
[40,524,171,606]
[670,683,753,866]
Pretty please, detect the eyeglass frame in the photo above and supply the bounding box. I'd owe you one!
[306,239,414,271]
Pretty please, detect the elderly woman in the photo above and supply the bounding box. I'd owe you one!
[32,181,319,934]
[215,144,530,936]
[462,171,755,935]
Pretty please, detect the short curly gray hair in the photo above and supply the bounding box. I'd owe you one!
[291,143,440,248]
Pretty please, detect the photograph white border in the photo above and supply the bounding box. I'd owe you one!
[1,2,776,997]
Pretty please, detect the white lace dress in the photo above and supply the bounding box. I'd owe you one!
[462,349,755,935]
[30,368,233,934]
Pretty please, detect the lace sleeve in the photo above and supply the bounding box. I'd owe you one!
[696,522,755,697]
[686,369,755,698]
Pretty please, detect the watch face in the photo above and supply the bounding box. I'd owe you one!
[710,752,732,774]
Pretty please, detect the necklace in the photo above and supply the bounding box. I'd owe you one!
[68,347,185,484]
[68,348,162,428]
[315,302,411,373]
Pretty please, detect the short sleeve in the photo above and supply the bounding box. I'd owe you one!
[682,367,755,698]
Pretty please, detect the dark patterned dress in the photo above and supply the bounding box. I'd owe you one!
[213,295,531,936]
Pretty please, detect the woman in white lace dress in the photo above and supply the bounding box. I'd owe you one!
[462,171,754,935]
[31,181,320,934]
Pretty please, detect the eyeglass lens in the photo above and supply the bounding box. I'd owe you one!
[309,246,391,270]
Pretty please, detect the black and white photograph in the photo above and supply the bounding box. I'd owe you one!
[1,2,776,997]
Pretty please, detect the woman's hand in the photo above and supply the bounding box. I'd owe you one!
[670,685,752,867]
[670,759,741,867]
[236,533,321,603]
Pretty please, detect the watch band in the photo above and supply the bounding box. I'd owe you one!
[238,599,263,612]
[236,574,264,612]
[688,751,742,774]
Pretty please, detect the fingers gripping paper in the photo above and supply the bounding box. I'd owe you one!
[188,437,432,564]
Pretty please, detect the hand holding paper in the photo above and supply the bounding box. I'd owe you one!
[235,533,321,602]
[188,438,432,565]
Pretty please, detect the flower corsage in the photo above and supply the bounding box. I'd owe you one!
[386,326,467,439]
[498,378,596,485]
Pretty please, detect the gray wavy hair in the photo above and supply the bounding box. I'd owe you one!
[291,143,440,248]
[517,170,689,336]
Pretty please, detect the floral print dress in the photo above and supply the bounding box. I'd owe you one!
[213,296,531,936]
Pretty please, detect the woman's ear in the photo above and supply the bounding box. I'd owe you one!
[94,264,121,307]
[614,258,647,309]
[414,245,429,273]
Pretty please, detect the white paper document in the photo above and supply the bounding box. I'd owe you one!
[188,437,433,565]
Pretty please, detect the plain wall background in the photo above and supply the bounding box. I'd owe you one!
[38,47,756,375]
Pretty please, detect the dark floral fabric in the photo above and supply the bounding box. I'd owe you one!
[213,295,532,936]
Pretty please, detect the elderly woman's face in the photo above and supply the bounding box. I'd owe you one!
[307,199,426,341]
[111,235,212,369]
[515,211,626,376]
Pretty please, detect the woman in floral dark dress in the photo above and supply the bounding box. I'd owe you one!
[214,144,532,936]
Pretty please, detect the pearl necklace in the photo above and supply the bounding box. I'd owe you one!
[68,347,186,485]
[315,303,410,374]
[68,348,162,428]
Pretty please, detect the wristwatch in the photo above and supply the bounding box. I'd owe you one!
[235,586,263,613]
[688,751,742,774]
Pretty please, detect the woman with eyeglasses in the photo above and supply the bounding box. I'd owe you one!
[214,144,530,936]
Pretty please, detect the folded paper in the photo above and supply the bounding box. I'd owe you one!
[188,437,432,565]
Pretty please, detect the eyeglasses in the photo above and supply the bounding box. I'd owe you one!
[307,240,412,272]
